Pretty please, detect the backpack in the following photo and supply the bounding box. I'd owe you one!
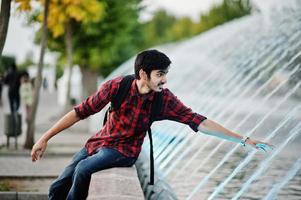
[103,74,163,185]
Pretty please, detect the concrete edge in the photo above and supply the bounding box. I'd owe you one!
[0,191,48,200]
[88,166,144,199]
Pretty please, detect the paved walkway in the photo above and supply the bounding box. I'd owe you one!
[0,87,93,192]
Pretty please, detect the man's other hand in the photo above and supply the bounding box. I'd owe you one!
[31,139,47,162]
[247,138,274,152]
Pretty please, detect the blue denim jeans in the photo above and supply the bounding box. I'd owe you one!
[48,147,136,200]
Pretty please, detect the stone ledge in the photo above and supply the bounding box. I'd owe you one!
[0,192,16,200]
[88,195,143,200]
[88,166,144,200]
[0,192,47,200]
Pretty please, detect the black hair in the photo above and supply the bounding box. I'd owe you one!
[20,70,29,78]
[9,63,17,71]
[134,49,171,79]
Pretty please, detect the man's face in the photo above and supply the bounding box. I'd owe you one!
[146,69,168,92]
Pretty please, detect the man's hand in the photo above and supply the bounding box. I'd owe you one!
[246,138,274,152]
[30,110,81,162]
[31,139,48,162]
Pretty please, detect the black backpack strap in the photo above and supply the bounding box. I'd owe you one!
[150,92,163,123]
[103,75,135,126]
[147,127,155,185]
[112,74,135,109]
[148,91,163,185]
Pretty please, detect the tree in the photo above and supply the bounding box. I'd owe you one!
[0,55,15,73]
[167,17,198,41]
[141,10,177,48]
[0,0,46,149]
[43,0,104,109]
[0,0,12,57]
[0,0,32,57]
[197,0,251,33]
[24,0,50,149]
[42,0,142,100]
[73,0,142,99]
[138,0,251,49]
[22,0,104,149]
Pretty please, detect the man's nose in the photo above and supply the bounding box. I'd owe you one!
[162,76,167,84]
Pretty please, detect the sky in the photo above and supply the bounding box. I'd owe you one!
[2,0,221,64]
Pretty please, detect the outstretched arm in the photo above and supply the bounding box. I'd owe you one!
[31,78,118,162]
[31,110,80,162]
[198,119,273,151]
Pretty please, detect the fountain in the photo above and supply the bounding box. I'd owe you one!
[103,1,301,199]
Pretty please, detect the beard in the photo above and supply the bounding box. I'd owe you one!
[157,82,165,91]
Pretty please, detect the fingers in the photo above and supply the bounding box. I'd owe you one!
[31,145,45,162]
[31,140,47,162]
[255,143,267,152]
[264,143,275,150]
[255,143,274,152]
[31,151,37,162]
[31,149,44,162]
[37,150,44,160]
[247,138,274,152]
[31,148,39,162]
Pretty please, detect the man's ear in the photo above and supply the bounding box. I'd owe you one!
[139,69,147,81]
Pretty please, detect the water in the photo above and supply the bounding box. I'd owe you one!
[232,123,301,200]
[186,83,301,200]
[105,3,301,200]
[207,108,301,200]
[263,158,301,200]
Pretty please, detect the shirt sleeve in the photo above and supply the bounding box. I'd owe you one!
[73,77,122,119]
[160,89,207,132]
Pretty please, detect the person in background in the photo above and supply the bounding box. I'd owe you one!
[20,71,33,122]
[4,63,20,113]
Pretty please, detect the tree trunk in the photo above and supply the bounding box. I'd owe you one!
[24,0,50,149]
[64,20,73,111]
[0,0,11,56]
[80,66,98,100]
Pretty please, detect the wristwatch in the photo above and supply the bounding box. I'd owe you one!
[240,136,250,146]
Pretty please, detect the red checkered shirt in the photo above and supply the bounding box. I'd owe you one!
[74,76,207,158]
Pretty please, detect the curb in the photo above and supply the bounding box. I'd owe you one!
[0,176,57,179]
[0,152,75,157]
[0,192,48,200]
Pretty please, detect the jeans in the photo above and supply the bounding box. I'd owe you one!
[49,147,136,200]
[8,91,20,113]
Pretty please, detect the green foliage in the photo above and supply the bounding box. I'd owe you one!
[167,17,199,41]
[73,0,142,76]
[141,0,251,48]
[36,0,142,77]
[18,57,34,71]
[0,55,16,74]
[140,10,177,48]
[55,64,64,81]
[197,0,251,33]
[32,0,251,78]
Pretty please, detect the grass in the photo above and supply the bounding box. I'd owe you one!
[0,181,12,191]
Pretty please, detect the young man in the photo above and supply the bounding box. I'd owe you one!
[31,49,273,200]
